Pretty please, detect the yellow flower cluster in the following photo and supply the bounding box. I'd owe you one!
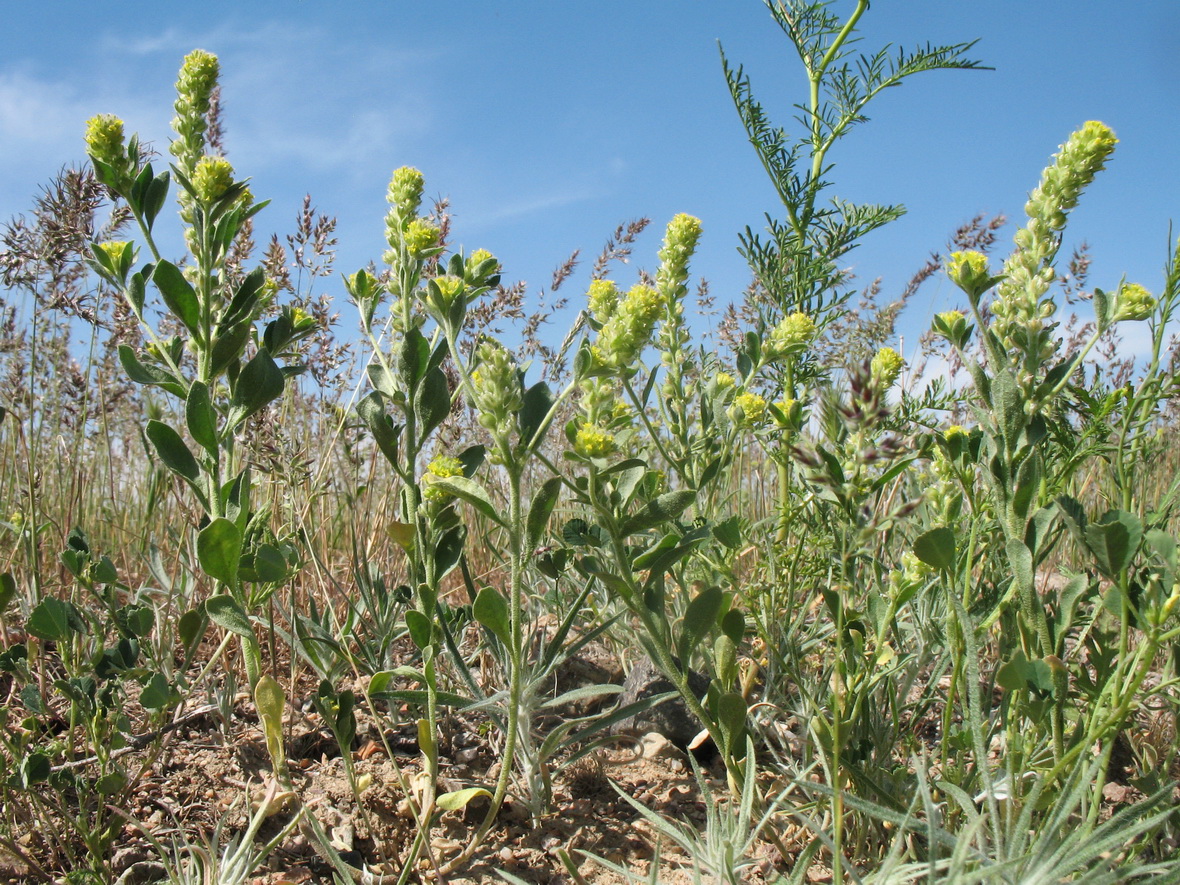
[191,156,235,203]
[871,347,904,389]
[1113,283,1156,322]
[588,279,621,325]
[732,391,767,425]
[85,114,125,166]
[402,219,441,258]
[574,423,617,458]
[767,312,817,358]
[422,455,465,501]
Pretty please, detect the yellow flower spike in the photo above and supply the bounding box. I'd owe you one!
[388,166,426,218]
[656,213,703,296]
[170,50,220,175]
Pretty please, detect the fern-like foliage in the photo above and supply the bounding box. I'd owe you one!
[722,0,989,359]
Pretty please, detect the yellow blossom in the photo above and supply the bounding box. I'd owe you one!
[574,423,617,458]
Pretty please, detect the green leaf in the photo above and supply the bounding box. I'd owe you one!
[436,787,492,812]
[913,527,957,572]
[205,594,253,638]
[143,169,171,228]
[0,571,16,612]
[197,518,242,588]
[1085,510,1142,579]
[117,604,155,638]
[717,691,748,758]
[251,544,287,584]
[996,649,1055,696]
[185,381,219,456]
[209,321,252,378]
[415,366,451,439]
[95,770,128,796]
[607,460,648,506]
[473,586,511,647]
[18,752,50,787]
[397,326,429,391]
[619,489,695,536]
[678,585,724,663]
[367,363,397,398]
[20,684,44,715]
[357,391,400,466]
[631,532,679,571]
[255,675,286,768]
[145,420,200,482]
[526,477,562,551]
[119,344,184,396]
[217,269,265,335]
[428,476,505,527]
[152,260,201,336]
[1093,286,1115,334]
[713,516,743,549]
[229,349,284,428]
[178,607,208,650]
[27,596,86,641]
[518,381,555,447]
[721,608,745,645]
[405,609,433,650]
[388,521,415,551]
[434,526,465,580]
[140,672,174,711]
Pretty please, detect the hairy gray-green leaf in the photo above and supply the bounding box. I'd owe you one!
[198,518,242,588]
[145,420,200,482]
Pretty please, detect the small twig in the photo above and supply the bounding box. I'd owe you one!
[51,704,219,772]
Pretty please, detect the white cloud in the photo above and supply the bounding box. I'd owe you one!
[0,70,84,147]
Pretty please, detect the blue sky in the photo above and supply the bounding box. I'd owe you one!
[3,2,1179,362]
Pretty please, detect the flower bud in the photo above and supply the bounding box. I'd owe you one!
[170,50,220,174]
[470,339,523,440]
[91,240,136,283]
[465,248,500,286]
